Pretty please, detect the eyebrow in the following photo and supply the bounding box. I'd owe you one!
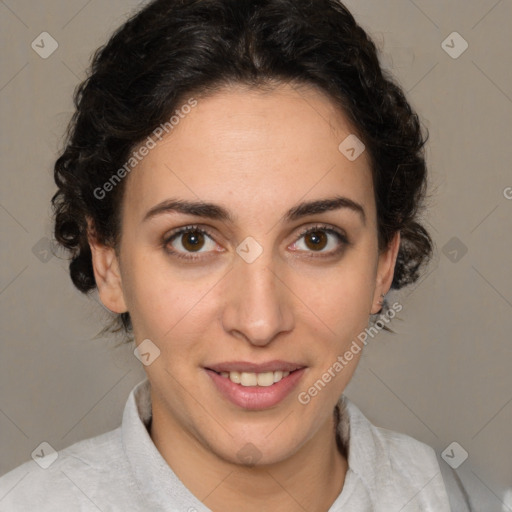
[142,195,366,225]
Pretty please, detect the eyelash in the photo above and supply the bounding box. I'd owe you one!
[162,224,349,261]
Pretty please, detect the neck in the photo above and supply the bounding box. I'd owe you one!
[150,399,348,512]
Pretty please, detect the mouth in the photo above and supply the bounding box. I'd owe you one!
[203,361,307,410]
[205,368,303,387]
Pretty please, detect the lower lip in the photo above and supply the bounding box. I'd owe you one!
[205,368,306,410]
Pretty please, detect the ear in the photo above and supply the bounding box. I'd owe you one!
[87,218,127,314]
[370,231,401,314]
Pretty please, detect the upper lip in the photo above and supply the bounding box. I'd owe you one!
[205,360,306,373]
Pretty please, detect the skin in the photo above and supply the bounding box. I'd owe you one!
[89,82,400,511]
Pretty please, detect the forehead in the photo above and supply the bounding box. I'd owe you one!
[123,83,375,225]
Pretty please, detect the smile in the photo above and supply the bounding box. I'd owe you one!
[215,370,292,386]
[204,362,307,410]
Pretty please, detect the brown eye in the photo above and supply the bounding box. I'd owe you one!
[164,226,218,259]
[181,230,205,252]
[290,225,348,256]
[304,230,328,251]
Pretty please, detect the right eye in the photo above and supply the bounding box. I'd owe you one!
[163,225,222,261]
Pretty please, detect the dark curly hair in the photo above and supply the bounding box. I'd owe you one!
[52,0,433,340]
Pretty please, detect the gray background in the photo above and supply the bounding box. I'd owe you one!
[1,0,511,510]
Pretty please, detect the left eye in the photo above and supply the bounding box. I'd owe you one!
[290,227,347,254]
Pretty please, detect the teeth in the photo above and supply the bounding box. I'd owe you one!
[273,370,283,382]
[217,369,295,386]
[256,372,274,387]
[229,371,241,384]
[240,372,258,386]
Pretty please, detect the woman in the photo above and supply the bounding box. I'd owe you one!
[0,0,470,510]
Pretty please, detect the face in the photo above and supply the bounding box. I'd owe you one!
[90,83,399,466]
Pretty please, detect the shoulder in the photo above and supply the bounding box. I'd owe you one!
[341,397,452,511]
[373,423,440,474]
[341,397,441,472]
[0,427,139,511]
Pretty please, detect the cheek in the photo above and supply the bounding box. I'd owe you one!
[121,253,218,347]
[117,248,175,336]
[300,252,376,336]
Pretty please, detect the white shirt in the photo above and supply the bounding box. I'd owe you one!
[0,378,468,511]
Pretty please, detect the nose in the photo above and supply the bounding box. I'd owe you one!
[221,251,295,347]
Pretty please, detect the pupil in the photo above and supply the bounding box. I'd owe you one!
[183,231,204,251]
[306,231,327,251]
